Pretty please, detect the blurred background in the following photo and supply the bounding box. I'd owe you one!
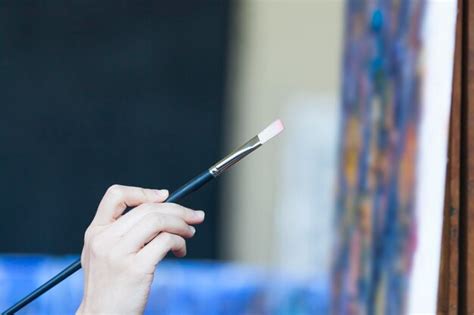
[0,0,456,314]
[0,0,343,264]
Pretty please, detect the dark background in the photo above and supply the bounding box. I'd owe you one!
[0,1,231,259]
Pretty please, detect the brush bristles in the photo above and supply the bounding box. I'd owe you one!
[257,119,284,144]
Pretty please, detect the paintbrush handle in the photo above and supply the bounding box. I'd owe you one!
[167,170,214,202]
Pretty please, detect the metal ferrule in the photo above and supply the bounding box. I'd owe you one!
[209,136,262,177]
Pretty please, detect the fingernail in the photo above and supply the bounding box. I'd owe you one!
[153,189,168,198]
[194,210,205,220]
[189,226,196,235]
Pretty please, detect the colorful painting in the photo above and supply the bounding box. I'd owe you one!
[332,1,425,314]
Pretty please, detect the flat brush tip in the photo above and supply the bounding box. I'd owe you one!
[258,119,284,144]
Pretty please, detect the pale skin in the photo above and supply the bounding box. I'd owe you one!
[76,184,205,315]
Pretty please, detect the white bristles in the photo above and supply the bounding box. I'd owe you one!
[257,119,284,144]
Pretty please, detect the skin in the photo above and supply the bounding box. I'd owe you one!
[76,184,205,315]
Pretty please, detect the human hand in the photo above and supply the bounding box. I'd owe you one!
[76,185,205,315]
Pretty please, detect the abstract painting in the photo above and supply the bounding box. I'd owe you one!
[332,1,425,314]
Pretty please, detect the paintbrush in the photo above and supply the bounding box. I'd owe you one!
[3,119,284,314]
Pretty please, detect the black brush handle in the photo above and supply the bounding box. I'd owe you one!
[166,170,214,202]
[2,260,82,314]
[2,170,214,314]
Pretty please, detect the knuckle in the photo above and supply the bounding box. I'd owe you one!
[174,204,193,217]
[166,202,179,210]
[106,184,123,197]
[167,203,186,216]
[161,232,174,245]
[89,235,106,257]
[149,213,165,228]
[178,236,186,246]
[177,207,188,217]
[139,188,148,199]
[185,209,197,220]
[174,237,187,256]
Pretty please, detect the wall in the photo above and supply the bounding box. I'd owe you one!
[0,1,231,259]
[221,0,344,270]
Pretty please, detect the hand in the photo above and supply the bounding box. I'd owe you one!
[76,184,205,315]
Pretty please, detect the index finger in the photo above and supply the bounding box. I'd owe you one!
[92,184,169,225]
[107,203,205,237]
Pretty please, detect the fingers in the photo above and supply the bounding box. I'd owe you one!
[117,213,195,254]
[108,203,205,236]
[92,185,169,225]
[136,232,187,268]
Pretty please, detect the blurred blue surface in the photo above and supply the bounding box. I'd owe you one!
[0,256,328,314]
